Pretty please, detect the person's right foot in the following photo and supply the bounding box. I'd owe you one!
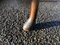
[23,18,33,32]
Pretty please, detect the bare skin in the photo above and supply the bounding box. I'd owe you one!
[23,0,39,32]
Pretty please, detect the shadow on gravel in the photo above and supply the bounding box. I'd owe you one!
[23,0,60,6]
[32,21,60,31]
[39,0,60,2]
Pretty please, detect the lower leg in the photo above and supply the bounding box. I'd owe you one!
[23,0,39,31]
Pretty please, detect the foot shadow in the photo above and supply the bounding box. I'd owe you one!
[32,21,60,31]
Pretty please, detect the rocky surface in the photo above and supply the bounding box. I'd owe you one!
[0,0,60,45]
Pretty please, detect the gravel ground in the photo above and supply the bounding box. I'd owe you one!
[0,0,60,45]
